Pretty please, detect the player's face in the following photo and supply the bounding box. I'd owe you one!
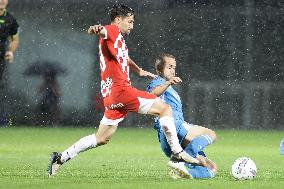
[162,57,176,80]
[119,15,134,35]
[0,0,8,10]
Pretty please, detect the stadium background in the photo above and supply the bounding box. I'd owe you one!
[2,0,283,129]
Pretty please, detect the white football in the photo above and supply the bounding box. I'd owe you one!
[231,157,257,180]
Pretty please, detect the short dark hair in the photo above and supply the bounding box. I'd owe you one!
[155,53,175,75]
[110,4,135,22]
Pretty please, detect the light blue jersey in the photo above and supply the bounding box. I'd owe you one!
[147,76,190,157]
[146,76,185,130]
[146,76,215,178]
[146,76,215,179]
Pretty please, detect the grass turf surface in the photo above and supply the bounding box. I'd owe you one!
[0,127,283,189]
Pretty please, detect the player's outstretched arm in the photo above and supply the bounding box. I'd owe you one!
[151,77,182,96]
[88,24,106,38]
[128,58,156,78]
[151,81,171,96]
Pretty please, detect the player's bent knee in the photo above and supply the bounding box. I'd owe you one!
[203,127,217,142]
[159,103,172,117]
[209,130,217,142]
[149,100,172,117]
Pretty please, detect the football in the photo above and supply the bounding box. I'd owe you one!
[231,157,257,180]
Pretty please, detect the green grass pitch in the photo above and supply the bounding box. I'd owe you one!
[0,127,283,189]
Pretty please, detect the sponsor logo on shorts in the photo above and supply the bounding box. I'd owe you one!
[109,103,124,110]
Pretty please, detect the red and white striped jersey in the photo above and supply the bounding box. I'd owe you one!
[98,25,131,98]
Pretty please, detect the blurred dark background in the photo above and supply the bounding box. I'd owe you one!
[0,0,283,129]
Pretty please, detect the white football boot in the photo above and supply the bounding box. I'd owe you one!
[167,161,193,179]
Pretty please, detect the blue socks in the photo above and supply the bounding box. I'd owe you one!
[184,135,213,157]
[182,135,215,179]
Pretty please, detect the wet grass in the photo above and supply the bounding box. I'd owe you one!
[0,127,283,189]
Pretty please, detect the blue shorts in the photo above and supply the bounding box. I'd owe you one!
[155,121,193,157]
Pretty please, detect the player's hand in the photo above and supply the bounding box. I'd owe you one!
[168,76,182,85]
[88,24,105,36]
[5,51,14,63]
[139,69,156,78]
[172,150,200,164]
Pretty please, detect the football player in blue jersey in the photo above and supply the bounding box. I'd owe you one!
[146,53,218,179]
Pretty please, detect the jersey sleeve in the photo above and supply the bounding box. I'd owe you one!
[146,77,166,93]
[104,25,119,58]
[9,18,19,36]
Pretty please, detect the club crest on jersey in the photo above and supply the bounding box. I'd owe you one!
[101,77,113,97]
